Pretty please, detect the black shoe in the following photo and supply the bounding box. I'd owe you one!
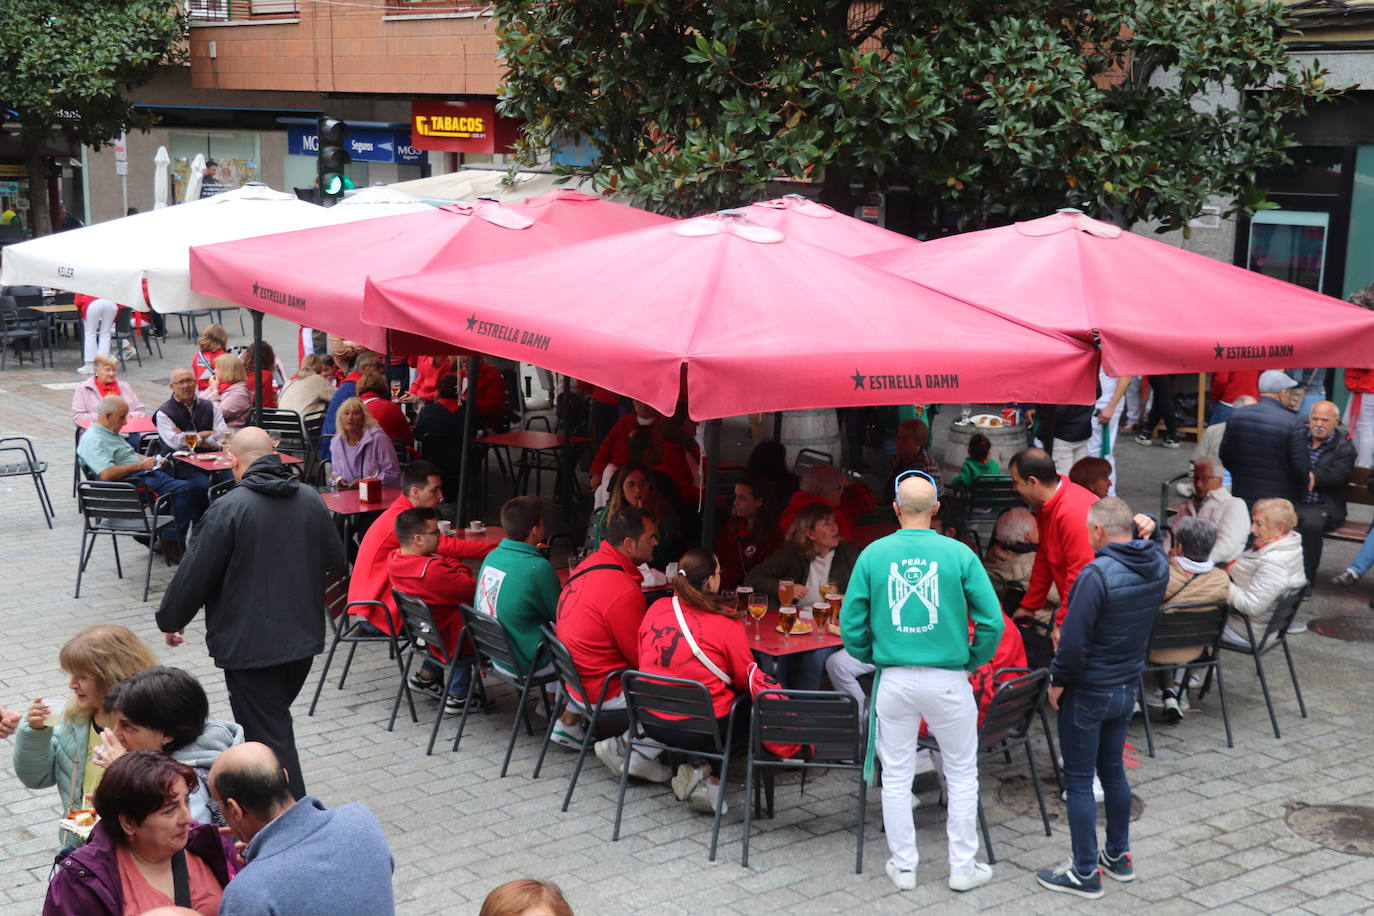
[1331,569,1359,587]
[1036,863,1103,899]
[1098,850,1135,883]
[1161,689,1183,723]
[406,672,443,699]
[159,539,183,565]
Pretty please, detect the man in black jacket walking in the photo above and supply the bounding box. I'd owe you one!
[1220,370,1308,508]
[157,427,346,799]
[1035,497,1168,900]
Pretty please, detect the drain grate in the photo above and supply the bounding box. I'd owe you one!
[995,773,1143,824]
[1286,803,1374,856]
[1308,616,1374,642]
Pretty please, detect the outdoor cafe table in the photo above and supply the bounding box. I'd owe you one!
[75,416,158,435]
[474,429,590,502]
[749,607,844,657]
[27,303,80,366]
[174,450,302,472]
[318,485,402,545]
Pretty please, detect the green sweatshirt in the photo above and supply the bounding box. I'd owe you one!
[952,456,1002,493]
[475,538,562,674]
[841,528,1003,672]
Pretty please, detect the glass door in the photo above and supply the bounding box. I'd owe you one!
[1246,209,1330,292]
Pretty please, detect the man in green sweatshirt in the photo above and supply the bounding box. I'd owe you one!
[842,470,1003,895]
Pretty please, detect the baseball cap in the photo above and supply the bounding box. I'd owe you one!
[1258,369,1301,394]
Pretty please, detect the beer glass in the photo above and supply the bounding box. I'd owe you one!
[826,593,844,624]
[778,578,795,607]
[777,605,797,646]
[812,601,833,635]
[184,432,198,451]
[747,593,768,640]
[735,585,753,616]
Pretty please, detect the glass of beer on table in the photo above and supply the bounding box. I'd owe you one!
[812,601,833,635]
[777,605,798,645]
[778,578,795,607]
[746,590,767,640]
[826,593,844,624]
[184,432,198,451]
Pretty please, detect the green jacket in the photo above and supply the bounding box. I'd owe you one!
[952,457,1002,493]
[475,538,561,675]
[841,528,1003,673]
[14,714,93,845]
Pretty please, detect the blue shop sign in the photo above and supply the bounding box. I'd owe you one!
[287,126,427,165]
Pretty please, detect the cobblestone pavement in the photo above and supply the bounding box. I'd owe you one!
[1,318,1372,914]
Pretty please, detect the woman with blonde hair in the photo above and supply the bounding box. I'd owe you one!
[192,324,229,393]
[208,352,252,431]
[11,625,157,846]
[329,395,400,488]
[278,353,336,419]
[1224,497,1307,645]
[587,462,681,569]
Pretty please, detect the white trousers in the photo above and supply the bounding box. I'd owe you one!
[1086,418,1119,496]
[1124,377,1145,425]
[1051,438,1087,476]
[875,666,981,873]
[82,298,118,364]
[825,648,875,717]
[1352,393,1374,467]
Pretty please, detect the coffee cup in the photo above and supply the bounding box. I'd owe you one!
[437,520,452,536]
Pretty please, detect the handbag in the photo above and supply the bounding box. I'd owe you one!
[671,597,731,685]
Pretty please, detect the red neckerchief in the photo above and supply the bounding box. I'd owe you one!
[436,397,460,412]
[217,381,234,395]
[94,378,120,398]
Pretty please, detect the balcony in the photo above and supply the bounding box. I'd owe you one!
[187,0,299,24]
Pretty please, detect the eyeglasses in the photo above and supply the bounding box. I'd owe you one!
[894,469,938,500]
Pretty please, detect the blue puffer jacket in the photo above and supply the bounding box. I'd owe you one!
[1219,397,1308,505]
[1051,540,1169,689]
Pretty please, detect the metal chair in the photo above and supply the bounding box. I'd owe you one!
[75,480,170,602]
[258,407,311,472]
[112,310,143,369]
[792,447,833,476]
[742,689,867,873]
[207,478,236,505]
[1137,602,1232,757]
[532,624,625,811]
[307,573,405,716]
[961,475,1025,538]
[0,295,39,369]
[448,604,559,768]
[919,667,1053,864]
[1211,588,1306,740]
[613,671,741,863]
[390,589,486,739]
[0,435,54,528]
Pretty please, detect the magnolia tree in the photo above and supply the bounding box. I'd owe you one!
[0,0,186,234]
[495,0,1341,228]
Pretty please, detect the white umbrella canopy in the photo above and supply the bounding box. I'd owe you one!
[333,185,432,216]
[183,153,205,203]
[153,147,171,210]
[0,184,412,314]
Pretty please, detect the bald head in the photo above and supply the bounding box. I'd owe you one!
[229,426,273,480]
[895,474,938,526]
[1309,399,1340,443]
[209,741,295,841]
[95,395,129,432]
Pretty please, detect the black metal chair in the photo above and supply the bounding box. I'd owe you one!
[390,589,486,740]
[75,480,171,602]
[532,624,625,812]
[1211,589,1306,740]
[0,295,39,369]
[111,309,143,369]
[207,478,236,505]
[449,605,559,768]
[613,671,741,863]
[792,447,833,476]
[961,475,1025,536]
[742,689,867,873]
[918,667,1053,865]
[307,573,404,716]
[1137,602,1232,757]
[0,435,54,528]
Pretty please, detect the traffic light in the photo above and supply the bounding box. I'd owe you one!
[317,116,353,203]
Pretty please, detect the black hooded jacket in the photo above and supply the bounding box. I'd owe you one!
[1219,396,1308,505]
[157,455,346,669]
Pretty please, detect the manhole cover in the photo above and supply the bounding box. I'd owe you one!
[995,773,1143,824]
[1286,803,1374,856]
[1309,617,1374,642]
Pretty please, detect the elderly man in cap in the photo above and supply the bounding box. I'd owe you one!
[1220,370,1309,509]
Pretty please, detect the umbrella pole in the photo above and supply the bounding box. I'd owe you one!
[557,375,573,506]
[251,309,264,427]
[701,418,723,552]
[455,355,480,525]
[772,411,783,441]
[385,329,393,392]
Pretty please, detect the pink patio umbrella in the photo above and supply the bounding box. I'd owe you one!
[189,196,672,355]
[862,209,1374,376]
[737,194,920,257]
[361,211,1099,421]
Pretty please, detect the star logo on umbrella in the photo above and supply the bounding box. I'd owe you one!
[466,314,478,331]
[251,283,260,297]
[851,370,866,390]
[1214,343,1224,359]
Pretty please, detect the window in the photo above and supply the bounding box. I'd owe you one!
[187,0,298,22]
[169,132,261,203]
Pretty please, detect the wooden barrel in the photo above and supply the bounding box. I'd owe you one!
[942,421,1026,481]
[779,408,843,470]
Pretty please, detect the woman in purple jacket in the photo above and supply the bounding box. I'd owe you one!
[44,751,237,916]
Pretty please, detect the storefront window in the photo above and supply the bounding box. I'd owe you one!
[1344,146,1374,297]
[170,132,260,202]
[1247,210,1328,292]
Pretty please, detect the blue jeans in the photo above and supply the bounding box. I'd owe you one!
[1350,526,1374,578]
[1058,683,1135,877]
[1207,402,1232,427]
[137,469,197,542]
[420,658,472,699]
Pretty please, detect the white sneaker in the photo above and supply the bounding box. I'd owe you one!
[594,736,625,778]
[949,861,993,892]
[885,860,916,891]
[1061,775,1105,804]
[627,748,672,783]
[672,762,709,801]
[688,776,727,814]
[77,363,94,375]
[549,719,586,750]
[121,343,137,358]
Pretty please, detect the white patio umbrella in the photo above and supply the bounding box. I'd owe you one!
[336,185,431,210]
[0,183,408,315]
[183,153,206,203]
[153,147,170,210]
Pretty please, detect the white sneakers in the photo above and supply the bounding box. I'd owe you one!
[76,363,94,375]
[549,718,586,750]
[593,736,672,783]
[671,763,726,814]
[885,860,916,891]
[949,862,994,892]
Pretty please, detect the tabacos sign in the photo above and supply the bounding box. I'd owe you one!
[410,100,521,155]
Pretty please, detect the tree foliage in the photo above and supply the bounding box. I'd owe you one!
[495,0,1342,229]
[0,0,186,232]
